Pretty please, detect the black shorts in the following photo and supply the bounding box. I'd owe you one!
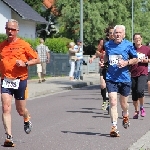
[99,67,107,81]
[131,75,148,101]
[1,79,28,100]
[106,80,131,97]
[148,72,150,81]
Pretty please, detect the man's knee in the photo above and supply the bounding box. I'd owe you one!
[110,99,117,106]
[16,108,25,116]
[1,94,12,113]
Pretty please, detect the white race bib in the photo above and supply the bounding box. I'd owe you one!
[109,55,122,65]
[137,53,145,60]
[2,78,20,89]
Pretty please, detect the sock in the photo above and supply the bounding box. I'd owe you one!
[112,121,117,127]
[106,92,108,98]
[101,88,106,102]
[140,105,143,109]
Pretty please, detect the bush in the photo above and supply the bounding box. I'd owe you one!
[45,37,73,54]
[0,34,7,42]
[0,34,73,54]
[24,37,73,53]
[23,38,39,49]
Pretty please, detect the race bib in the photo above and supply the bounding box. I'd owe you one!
[109,55,122,65]
[2,78,20,89]
[137,53,148,62]
[137,53,145,59]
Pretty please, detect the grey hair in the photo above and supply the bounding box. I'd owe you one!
[114,25,125,33]
[6,19,19,29]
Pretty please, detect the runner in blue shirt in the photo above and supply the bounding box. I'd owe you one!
[104,25,138,137]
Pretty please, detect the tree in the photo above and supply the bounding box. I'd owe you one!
[55,0,150,45]
[23,0,150,46]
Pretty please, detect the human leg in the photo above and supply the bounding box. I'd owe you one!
[1,93,13,136]
[137,75,148,117]
[37,64,42,83]
[100,75,107,110]
[41,62,47,82]
[106,81,119,137]
[119,82,131,128]
[131,77,139,118]
[74,60,80,80]
[1,87,14,147]
[69,60,75,80]
[14,79,32,134]
[147,72,150,94]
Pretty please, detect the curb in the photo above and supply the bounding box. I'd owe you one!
[28,81,94,99]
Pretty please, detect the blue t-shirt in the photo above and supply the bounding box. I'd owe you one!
[105,39,137,82]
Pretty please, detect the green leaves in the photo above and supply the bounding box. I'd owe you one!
[23,0,150,46]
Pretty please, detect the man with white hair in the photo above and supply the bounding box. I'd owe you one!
[104,25,138,137]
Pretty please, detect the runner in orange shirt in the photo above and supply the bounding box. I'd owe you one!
[0,19,40,147]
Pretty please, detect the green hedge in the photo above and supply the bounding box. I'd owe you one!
[45,37,72,54]
[0,34,73,54]
[0,34,7,42]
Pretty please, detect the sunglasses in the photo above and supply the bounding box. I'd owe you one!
[5,27,18,31]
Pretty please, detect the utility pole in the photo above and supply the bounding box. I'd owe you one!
[80,0,84,80]
[132,0,134,42]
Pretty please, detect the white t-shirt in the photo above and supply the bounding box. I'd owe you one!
[74,45,83,59]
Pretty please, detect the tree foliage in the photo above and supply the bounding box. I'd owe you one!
[23,0,150,46]
[55,0,150,45]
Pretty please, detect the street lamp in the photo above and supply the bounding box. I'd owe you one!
[132,0,134,42]
[80,0,84,80]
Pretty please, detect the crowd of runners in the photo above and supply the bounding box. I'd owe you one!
[1,18,150,147]
[90,24,150,137]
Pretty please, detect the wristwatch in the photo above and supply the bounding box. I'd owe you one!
[25,62,28,67]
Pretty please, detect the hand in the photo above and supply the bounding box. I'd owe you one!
[99,59,104,67]
[140,57,148,63]
[16,60,26,67]
[89,58,93,63]
[47,59,50,63]
[117,59,128,68]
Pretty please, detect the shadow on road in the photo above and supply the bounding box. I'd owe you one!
[61,131,110,137]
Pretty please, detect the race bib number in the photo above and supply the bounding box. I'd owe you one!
[109,55,122,65]
[137,53,147,62]
[2,78,20,89]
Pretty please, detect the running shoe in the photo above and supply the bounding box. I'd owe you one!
[4,134,15,147]
[133,111,139,119]
[110,126,120,137]
[24,120,33,134]
[140,107,146,117]
[122,116,130,129]
[101,102,107,110]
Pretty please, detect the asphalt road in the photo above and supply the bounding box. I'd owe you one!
[0,85,150,150]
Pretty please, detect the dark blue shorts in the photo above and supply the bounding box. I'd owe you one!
[1,79,28,100]
[106,80,131,97]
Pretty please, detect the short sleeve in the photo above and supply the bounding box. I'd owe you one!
[24,42,38,59]
[147,46,150,57]
[46,46,50,52]
[128,44,138,59]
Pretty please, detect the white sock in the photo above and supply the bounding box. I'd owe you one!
[112,121,117,127]
[106,92,108,97]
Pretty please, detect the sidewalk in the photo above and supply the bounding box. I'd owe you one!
[27,73,100,99]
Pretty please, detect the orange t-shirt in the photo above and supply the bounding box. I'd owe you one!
[0,38,38,80]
